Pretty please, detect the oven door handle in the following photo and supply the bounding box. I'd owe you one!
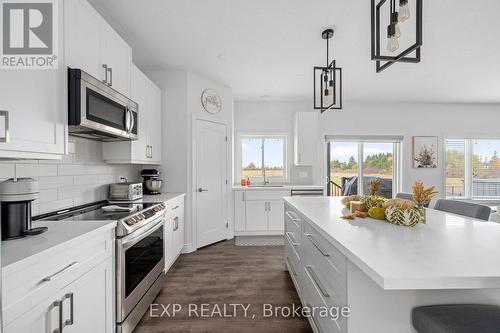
[121,216,165,249]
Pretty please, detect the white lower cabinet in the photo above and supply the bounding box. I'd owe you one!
[245,201,268,231]
[234,190,289,235]
[164,196,185,272]
[284,204,347,333]
[3,228,114,333]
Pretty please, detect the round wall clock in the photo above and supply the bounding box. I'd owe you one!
[201,89,222,114]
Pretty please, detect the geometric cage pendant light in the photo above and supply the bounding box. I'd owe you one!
[314,29,342,112]
[371,0,422,73]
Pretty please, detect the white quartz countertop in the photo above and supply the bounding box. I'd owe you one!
[135,192,186,203]
[284,196,500,290]
[233,185,324,191]
[2,220,116,270]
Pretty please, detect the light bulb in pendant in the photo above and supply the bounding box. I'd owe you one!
[386,24,399,52]
[399,0,410,22]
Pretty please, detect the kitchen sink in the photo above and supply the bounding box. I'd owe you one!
[249,185,285,188]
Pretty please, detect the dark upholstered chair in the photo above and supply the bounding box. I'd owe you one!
[395,192,431,208]
[412,304,500,333]
[412,201,495,332]
[433,199,491,221]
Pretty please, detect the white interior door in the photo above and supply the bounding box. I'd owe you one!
[195,120,228,248]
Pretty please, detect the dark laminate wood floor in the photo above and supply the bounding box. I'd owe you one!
[134,240,312,333]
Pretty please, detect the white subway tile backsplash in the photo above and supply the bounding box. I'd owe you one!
[16,163,57,177]
[2,139,141,214]
[38,176,74,189]
[0,164,15,179]
[87,165,113,175]
[58,185,88,199]
[35,189,58,203]
[74,175,98,185]
[58,164,87,176]
[98,174,116,185]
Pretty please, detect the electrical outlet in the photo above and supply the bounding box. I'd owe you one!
[299,172,308,178]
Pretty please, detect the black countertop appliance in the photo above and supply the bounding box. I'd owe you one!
[0,178,47,240]
[141,169,162,195]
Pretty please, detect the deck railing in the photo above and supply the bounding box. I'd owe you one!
[447,179,500,198]
[328,180,343,196]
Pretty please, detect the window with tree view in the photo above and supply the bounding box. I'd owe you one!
[328,140,401,198]
[446,139,500,199]
[241,136,286,182]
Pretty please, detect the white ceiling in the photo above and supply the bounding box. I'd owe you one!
[89,0,500,103]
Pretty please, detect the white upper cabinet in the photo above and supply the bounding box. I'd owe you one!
[65,0,131,96]
[103,65,162,164]
[148,82,162,164]
[0,1,66,159]
[294,112,319,166]
[64,0,104,80]
[102,28,132,96]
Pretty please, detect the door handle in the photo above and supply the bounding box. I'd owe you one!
[0,110,9,143]
[102,64,108,84]
[107,67,113,86]
[197,188,208,192]
[53,300,63,333]
[63,293,74,326]
[125,107,130,133]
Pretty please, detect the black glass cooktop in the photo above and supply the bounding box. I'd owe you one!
[34,201,159,222]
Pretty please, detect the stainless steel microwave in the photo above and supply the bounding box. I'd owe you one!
[68,68,138,141]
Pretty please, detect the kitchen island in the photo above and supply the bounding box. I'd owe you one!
[284,196,500,333]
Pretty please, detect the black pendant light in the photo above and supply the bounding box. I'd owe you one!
[314,29,342,112]
[371,0,422,73]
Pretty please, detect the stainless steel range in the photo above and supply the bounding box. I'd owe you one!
[35,200,166,333]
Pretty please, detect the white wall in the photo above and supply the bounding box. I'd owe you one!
[234,101,314,185]
[234,101,500,198]
[147,69,234,252]
[0,138,142,216]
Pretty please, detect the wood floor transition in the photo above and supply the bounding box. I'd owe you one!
[134,240,312,333]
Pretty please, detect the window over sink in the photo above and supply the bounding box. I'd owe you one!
[238,134,288,183]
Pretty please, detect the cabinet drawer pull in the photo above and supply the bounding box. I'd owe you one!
[102,64,108,84]
[40,261,78,284]
[172,205,180,210]
[305,233,330,257]
[63,293,75,326]
[107,67,113,86]
[53,300,63,333]
[0,110,9,143]
[286,232,299,246]
[306,265,330,298]
[305,303,321,332]
[286,257,297,276]
[285,211,300,222]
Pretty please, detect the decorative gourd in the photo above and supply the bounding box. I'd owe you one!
[368,207,386,220]
[382,198,416,209]
[362,195,387,210]
[385,205,423,227]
